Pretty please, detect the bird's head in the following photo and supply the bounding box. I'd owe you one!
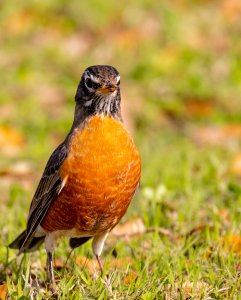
[75,65,121,118]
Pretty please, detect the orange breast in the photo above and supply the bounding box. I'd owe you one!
[41,115,141,234]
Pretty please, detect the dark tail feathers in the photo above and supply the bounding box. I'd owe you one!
[9,230,45,254]
[9,231,91,253]
[69,236,92,249]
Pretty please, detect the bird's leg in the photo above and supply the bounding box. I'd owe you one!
[45,233,57,293]
[92,232,108,274]
[96,255,104,274]
[47,251,56,292]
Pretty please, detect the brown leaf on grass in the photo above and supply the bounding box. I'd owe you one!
[191,124,241,146]
[112,218,146,237]
[0,126,24,155]
[230,153,241,176]
[76,256,98,274]
[110,218,172,244]
[124,271,138,285]
[165,280,210,299]
[108,257,133,270]
[224,124,241,138]
[0,283,7,300]
[3,9,36,35]
[0,161,34,193]
[0,161,33,178]
[54,258,66,270]
[181,280,209,298]
[222,0,241,20]
[184,99,216,117]
[223,235,241,254]
[159,97,217,128]
[76,256,133,274]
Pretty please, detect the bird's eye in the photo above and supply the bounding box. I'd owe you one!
[85,78,93,89]
[85,78,100,90]
[92,82,100,89]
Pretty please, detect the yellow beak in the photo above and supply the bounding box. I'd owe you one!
[98,85,116,94]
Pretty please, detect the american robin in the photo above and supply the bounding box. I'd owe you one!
[9,65,141,291]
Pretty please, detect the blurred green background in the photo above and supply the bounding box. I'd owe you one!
[1,0,241,298]
[1,0,241,181]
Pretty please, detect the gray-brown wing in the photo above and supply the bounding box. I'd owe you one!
[19,142,68,253]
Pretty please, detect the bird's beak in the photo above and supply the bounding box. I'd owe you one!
[98,85,117,94]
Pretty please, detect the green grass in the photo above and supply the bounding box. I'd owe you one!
[1,0,241,299]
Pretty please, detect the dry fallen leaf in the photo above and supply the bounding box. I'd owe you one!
[230,153,241,176]
[76,256,99,274]
[0,283,7,300]
[192,126,223,145]
[223,124,241,138]
[0,161,34,193]
[191,124,241,146]
[3,9,36,35]
[108,257,133,270]
[76,256,133,274]
[54,258,65,270]
[124,271,138,285]
[165,280,210,299]
[181,280,209,298]
[109,218,172,244]
[184,99,216,117]
[0,161,33,177]
[112,218,146,237]
[222,0,241,20]
[223,235,241,254]
[0,126,24,155]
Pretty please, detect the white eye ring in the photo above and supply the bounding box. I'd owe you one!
[84,76,95,92]
[116,75,121,85]
[85,78,93,89]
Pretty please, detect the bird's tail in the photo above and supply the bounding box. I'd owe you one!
[9,230,45,254]
[69,236,92,249]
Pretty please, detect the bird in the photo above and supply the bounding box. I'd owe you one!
[9,65,141,292]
